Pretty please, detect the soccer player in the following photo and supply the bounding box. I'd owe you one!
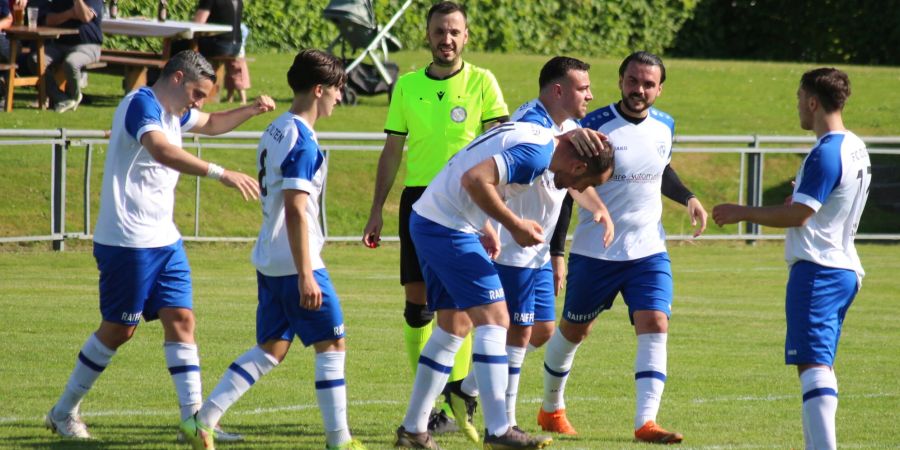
[395,121,614,449]
[361,0,509,436]
[451,56,613,433]
[183,49,366,450]
[538,51,707,443]
[713,67,870,450]
[44,50,274,442]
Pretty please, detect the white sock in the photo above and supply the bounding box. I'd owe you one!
[198,346,278,428]
[800,367,838,450]
[542,330,579,412]
[461,368,479,397]
[472,324,509,437]
[164,342,203,421]
[54,334,116,418]
[402,327,463,433]
[634,333,667,429]
[526,343,538,354]
[505,345,526,427]
[316,351,352,447]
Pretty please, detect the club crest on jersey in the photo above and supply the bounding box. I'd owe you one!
[657,142,667,158]
[450,106,467,123]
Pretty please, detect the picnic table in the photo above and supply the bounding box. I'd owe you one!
[3,25,80,112]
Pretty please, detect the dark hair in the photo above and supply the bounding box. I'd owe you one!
[538,56,591,89]
[800,67,851,113]
[160,50,216,83]
[561,136,615,178]
[287,49,347,93]
[618,51,666,84]
[427,1,467,27]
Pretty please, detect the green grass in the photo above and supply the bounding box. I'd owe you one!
[0,241,898,449]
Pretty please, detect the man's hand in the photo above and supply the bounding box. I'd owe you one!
[361,212,383,249]
[510,219,544,247]
[687,197,708,237]
[712,203,745,226]
[565,128,610,157]
[72,0,95,22]
[250,95,276,115]
[551,255,565,296]
[219,170,260,200]
[480,222,501,260]
[299,274,322,311]
[593,209,615,247]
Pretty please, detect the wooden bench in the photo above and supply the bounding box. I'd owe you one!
[53,61,107,92]
[99,53,166,92]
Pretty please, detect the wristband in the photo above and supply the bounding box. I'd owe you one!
[206,163,225,180]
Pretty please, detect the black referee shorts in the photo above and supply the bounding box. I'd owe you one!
[398,186,427,285]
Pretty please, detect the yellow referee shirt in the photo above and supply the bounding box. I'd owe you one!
[384,62,508,187]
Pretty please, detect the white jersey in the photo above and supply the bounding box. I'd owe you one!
[787,130,870,281]
[413,121,557,234]
[94,87,199,248]
[571,103,674,261]
[494,99,578,268]
[252,113,327,276]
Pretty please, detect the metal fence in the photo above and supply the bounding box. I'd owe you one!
[1,128,898,250]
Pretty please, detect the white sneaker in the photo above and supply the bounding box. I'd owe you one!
[177,423,244,442]
[54,93,83,113]
[44,407,91,439]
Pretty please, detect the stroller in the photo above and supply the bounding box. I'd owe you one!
[323,0,413,105]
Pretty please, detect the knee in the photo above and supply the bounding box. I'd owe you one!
[559,321,589,344]
[404,301,434,328]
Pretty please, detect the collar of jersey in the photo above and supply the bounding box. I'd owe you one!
[425,61,466,81]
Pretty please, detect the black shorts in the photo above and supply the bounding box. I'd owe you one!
[399,186,427,285]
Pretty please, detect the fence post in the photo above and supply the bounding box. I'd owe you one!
[84,143,93,236]
[194,135,202,237]
[744,134,764,241]
[51,128,67,251]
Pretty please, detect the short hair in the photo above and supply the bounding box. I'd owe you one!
[618,51,666,84]
[800,67,851,113]
[538,56,591,89]
[160,50,216,83]
[287,49,347,93]
[427,1,466,27]
[560,136,615,178]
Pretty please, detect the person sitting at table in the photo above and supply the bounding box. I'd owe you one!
[0,0,13,64]
[38,0,102,113]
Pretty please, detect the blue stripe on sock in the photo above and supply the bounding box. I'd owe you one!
[418,355,453,374]
[473,353,508,364]
[77,351,106,373]
[508,366,521,375]
[315,378,346,390]
[168,365,200,375]
[228,363,256,386]
[635,370,667,382]
[543,363,569,378]
[803,387,838,402]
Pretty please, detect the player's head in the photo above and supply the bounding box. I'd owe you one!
[617,51,665,118]
[159,50,217,112]
[426,1,468,68]
[797,67,851,130]
[552,134,615,192]
[287,49,347,118]
[539,56,593,120]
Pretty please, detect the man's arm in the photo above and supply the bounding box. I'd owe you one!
[284,190,322,311]
[140,130,260,199]
[362,133,406,247]
[661,164,707,237]
[569,187,615,247]
[189,95,275,136]
[461,157,543,247]
[713,202,815,228]
[193,9,210,24]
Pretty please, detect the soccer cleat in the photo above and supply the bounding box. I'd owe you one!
[327,438,368,449]
[44,407,91,439]
[178,423,243,443]
[395,426,442,449]
[634,420,683,444]
[445,381,479,442]
[427,408,459,434]
[537,408,577,435]
[180,413,215,450]
[483,426,552,449]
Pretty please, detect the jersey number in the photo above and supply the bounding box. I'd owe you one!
[258,148,268,197]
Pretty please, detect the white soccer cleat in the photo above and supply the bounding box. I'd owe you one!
[44,407,92,439]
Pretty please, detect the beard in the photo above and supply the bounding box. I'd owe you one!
[621,93,652,115]
[431,44,461,67]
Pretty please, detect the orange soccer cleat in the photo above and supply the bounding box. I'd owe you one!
[634,420,683,444]
[536,408,577,435]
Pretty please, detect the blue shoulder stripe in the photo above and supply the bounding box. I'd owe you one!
[580,105,616,131]
[649,107,675,136]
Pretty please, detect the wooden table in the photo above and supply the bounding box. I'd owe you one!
[4,25,80,112]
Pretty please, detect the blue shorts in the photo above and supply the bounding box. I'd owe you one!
[784,261,858,366]
[256,269,346,347]
[533,263,557,323]
[563,252,673,324]
[94,240,192,326]
[495,262,556,326]
[409,212,506,311]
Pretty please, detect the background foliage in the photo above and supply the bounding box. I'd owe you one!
[109,0,698,57]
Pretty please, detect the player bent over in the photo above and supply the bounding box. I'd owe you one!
[44,50,273,443]
[395,121,613,449]
[182,50,366,450]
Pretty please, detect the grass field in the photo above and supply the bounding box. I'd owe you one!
[1,241,899,449]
